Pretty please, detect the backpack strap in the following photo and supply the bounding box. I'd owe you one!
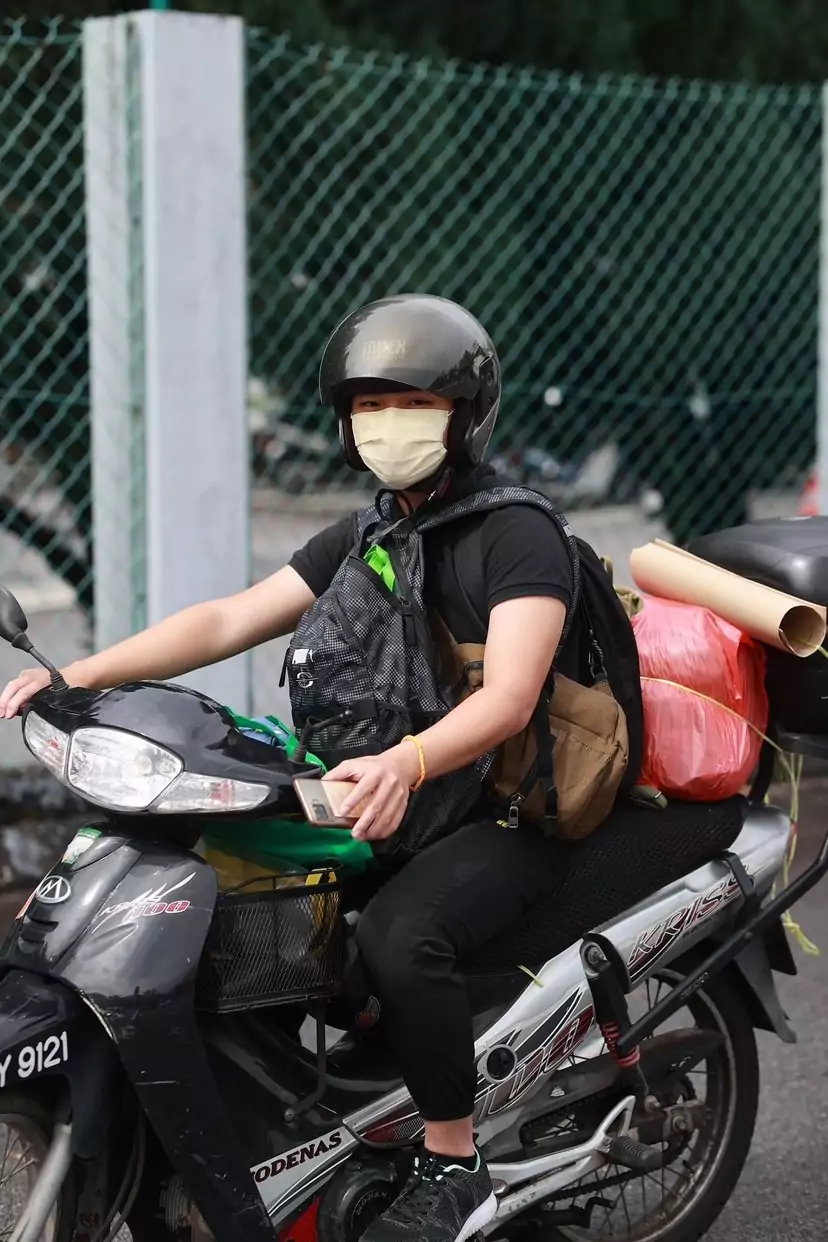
[354,503,436,655]
[356,512,413,559]
[416,485,582,658]
[419,485,600,826]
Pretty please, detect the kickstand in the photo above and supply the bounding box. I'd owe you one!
[284,1002,328,1123]
[507,1196,614,1236]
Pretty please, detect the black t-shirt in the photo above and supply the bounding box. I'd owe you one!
[289,472,587,680]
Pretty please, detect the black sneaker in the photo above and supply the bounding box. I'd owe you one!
[360,1151,497,1242]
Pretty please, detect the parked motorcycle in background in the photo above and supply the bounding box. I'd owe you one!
[798,468,819,516]
[249,377,345,495]
[491,385,658,515]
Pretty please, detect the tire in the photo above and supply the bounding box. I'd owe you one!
[0,1089,76,1242]
[538,959,760,1242]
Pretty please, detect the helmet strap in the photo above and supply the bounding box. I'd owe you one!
[393,465,454,513]
[445,398,477,468]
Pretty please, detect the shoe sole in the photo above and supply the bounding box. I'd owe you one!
[455,1190,498,1242]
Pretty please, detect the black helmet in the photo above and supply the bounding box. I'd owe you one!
[319,294,501,472]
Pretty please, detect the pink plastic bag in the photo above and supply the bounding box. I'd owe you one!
[632,596,768,801]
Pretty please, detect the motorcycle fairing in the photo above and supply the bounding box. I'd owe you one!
[252,806,791,1224]
[250,1126,356,1221]
[0,968,118,1158]
[3,840,277,1242]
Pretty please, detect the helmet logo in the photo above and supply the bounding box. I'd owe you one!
[360,339,406,361]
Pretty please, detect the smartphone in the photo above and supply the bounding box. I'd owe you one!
[293,777,363,827]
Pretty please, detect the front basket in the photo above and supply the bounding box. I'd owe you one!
[197,873,345,1013]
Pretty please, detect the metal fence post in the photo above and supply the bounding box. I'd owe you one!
[83,11,250,711]
[83,16,137,653]
[818,81,828,516]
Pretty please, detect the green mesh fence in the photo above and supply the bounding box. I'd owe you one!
[0,20,91,616]
[0,20,823,728]
[248,34,821,546]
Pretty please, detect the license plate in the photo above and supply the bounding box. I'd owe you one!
[0,1031,69,1087]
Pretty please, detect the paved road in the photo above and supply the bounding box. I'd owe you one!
[705,785,828,1242]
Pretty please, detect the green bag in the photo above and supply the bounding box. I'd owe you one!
[200,817,375,878]
[199,710,375,878]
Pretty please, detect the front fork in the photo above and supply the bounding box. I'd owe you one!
[9,1093,72,1242]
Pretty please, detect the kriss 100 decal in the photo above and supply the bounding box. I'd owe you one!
[91,874,196,931]
[474,868,745,1122]
[627,871,743,982]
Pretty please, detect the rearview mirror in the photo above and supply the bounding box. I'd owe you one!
[0,587,29,646]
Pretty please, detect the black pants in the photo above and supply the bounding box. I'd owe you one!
[356,819,556,1122]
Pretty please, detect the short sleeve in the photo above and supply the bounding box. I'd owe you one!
[480,506,573,613]
[289,513,356,599]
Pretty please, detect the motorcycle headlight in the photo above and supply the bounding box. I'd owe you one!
[66,727,183,810]
[24,715,270,815]
[153,772,269,813]
[24,713,69,780]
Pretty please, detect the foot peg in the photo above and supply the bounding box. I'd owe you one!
[607,1134,663,1173]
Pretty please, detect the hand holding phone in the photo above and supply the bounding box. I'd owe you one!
[293,777,367,827]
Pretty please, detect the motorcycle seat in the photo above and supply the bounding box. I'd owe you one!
[463,795,746,983]
[326,796,746,1081]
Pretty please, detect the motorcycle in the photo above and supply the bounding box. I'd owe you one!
[0,516,824,1242]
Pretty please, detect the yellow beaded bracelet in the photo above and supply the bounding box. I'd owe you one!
[402,734,427,792]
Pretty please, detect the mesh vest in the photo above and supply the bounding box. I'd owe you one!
[285,486,579,856]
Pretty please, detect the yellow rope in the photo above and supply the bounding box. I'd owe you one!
[518,964,545,987]
[773,754,819,955]
[640,675,818,956]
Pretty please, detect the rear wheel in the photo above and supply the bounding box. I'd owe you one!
[0,1090,76,1241]
[532,964,759,1242]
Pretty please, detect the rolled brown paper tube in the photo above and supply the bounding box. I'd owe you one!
[629,539,826,658]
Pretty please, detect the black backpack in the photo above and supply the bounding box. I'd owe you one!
[285,482,643,857]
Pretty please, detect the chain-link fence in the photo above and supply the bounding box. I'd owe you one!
[248,34,821,547]
[0,19,91,761]
[0,20,824,729]
[0,20,90,607]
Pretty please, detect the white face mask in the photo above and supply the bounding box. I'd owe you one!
[351,408,451,490]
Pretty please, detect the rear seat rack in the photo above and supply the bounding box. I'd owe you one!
[720,849,759,919]
[583,753,828,1067]
[612,793,828,1057]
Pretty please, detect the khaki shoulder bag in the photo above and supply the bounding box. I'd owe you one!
[432,616,629,841]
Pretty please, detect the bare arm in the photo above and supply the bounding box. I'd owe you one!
[327,595,567,837]
[388,595,566,783]
[0,565,315,716]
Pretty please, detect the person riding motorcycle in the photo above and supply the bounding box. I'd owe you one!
[0,294,588,1242]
